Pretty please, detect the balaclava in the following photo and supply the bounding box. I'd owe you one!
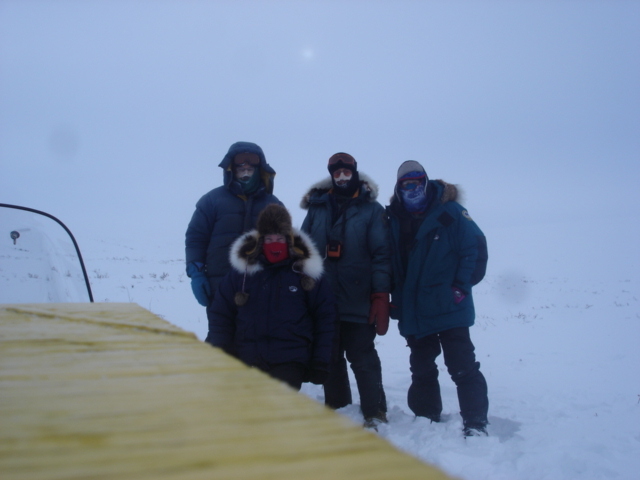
[328,152,360,198]
[396,160,431,213]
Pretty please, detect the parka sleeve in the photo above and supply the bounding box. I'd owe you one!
[185,194,217,267]
[452,205,488,293]
[366,202,392,294]
[205,271,239,354]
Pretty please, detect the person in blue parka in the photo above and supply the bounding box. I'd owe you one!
[207,204,336,390]
[386,160,489,437]
[185,142,282,321]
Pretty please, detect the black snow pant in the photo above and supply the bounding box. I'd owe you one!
[323,321,387,419]
[406,326,488,428]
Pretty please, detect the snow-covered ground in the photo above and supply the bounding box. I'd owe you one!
[2,1,639,478]
[5,218,631,480]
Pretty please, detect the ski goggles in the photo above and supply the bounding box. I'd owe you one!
[332,169,353,179]
[328,153,356,166]
[399,172,426,190]
[233,152,260,166]
[400,180,421,190]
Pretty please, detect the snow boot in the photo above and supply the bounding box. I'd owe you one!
[363,411,388,431]
[463,424,488,438]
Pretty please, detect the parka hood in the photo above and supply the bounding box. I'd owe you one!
[394,160,428,203]
[299,171,379,210]
[218,141,277,194]
[229,227,324,281]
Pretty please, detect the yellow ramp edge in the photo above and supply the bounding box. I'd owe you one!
[0,303,452,480]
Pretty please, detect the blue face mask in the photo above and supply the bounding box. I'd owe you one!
[400,185,428,212]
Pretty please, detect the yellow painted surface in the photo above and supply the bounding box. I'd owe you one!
[0,303,452,480]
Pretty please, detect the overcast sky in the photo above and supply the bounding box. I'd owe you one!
[1,0,639,278]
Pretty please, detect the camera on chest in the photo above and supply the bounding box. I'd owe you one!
[326,239,342,259]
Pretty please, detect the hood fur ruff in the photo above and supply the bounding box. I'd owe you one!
[300,171,379,210]
[229,228,324,280]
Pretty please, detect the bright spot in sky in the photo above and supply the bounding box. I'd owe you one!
[301,47,314,60]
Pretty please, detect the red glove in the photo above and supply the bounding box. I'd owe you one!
[368,292,390,336]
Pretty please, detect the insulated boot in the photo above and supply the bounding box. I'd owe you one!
[463,424,488,438]
[363,411,388,431]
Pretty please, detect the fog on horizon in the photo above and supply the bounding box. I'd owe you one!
[1,1,638,278]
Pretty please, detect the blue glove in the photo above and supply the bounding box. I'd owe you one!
[187,262,211,307]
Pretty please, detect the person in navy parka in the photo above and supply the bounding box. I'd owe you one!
[386,160,489,437]
[207,204,336,390]
[185,142,282,320]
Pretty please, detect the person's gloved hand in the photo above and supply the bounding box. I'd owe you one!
[307,361,329,385]
[368,292,390,335]
[187,262,211,307]
[452,286,466,304]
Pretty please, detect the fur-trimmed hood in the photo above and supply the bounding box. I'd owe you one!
[299,171,379,210]
[229,227,324,280]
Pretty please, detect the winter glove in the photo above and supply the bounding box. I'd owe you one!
[452,286,466,304]
[187,262,211,307]
[368,292,390,336]
[307,361,329,385]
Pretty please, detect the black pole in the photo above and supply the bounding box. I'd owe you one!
[0,203,94,302]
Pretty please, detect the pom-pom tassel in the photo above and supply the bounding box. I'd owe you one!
[234,291,249,306]
[234,270,249,306]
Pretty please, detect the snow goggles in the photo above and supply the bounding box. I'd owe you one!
[332,169,353,179]
[233,153,260,166]
[399,171,426,187]
[399,171,426,190]
[328,153,356,166]
[400,180,421,190]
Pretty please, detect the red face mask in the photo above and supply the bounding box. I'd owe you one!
[262,241,289,264]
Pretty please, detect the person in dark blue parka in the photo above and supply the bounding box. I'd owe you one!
[386,160,489,437]
[185,141,282,319]
[207,204,336,390]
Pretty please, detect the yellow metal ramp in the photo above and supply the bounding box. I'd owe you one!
[0,303,451,479]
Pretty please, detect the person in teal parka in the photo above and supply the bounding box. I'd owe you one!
[386,160,489,437]
[301,152,391,429]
